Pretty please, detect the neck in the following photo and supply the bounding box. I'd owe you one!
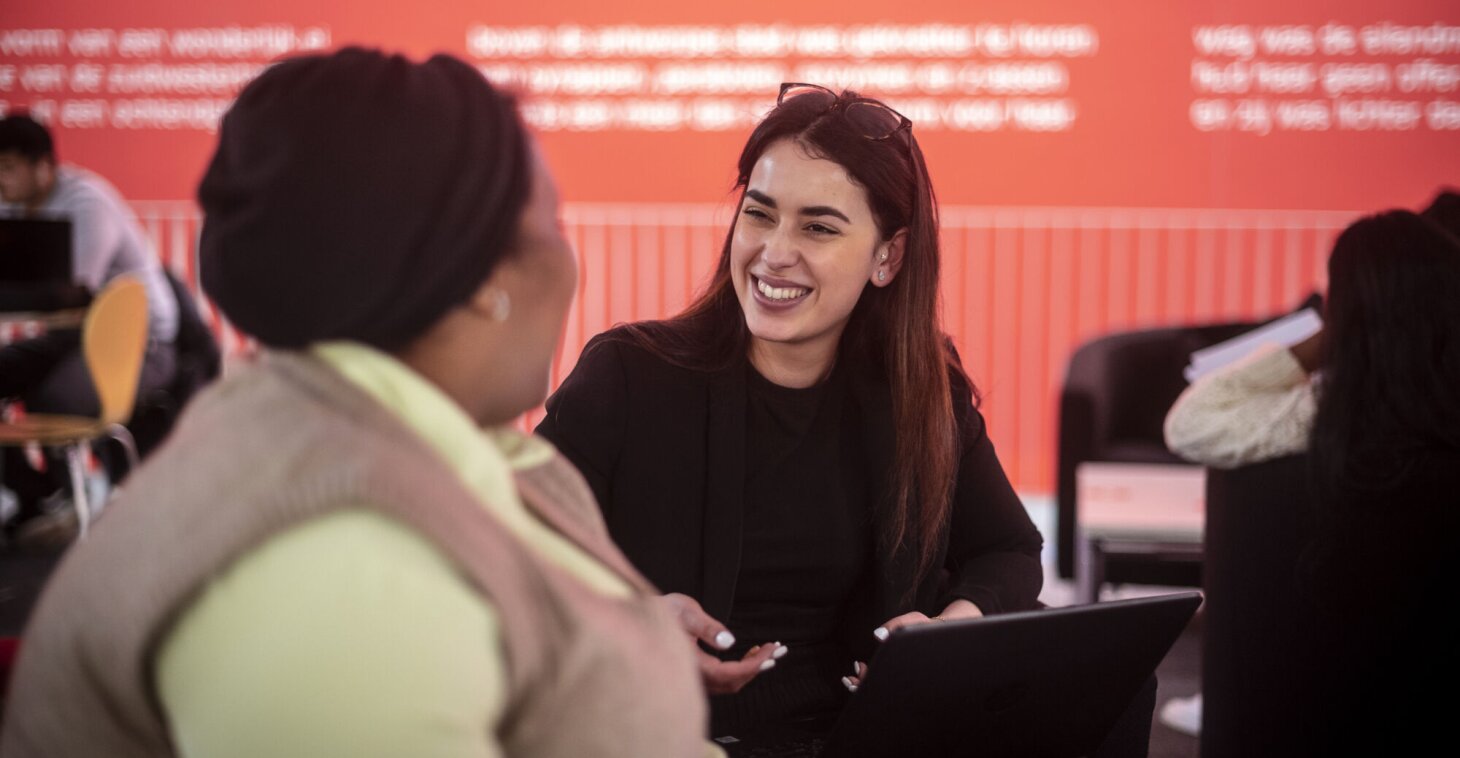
[747,335,839,388]
[395,316,524,428]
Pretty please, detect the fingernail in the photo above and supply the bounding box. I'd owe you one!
[773,645,789,660]
[841,676,855,691]
[851,661,860,675]
[759,659,776,672]
[873,627,889,641]
[715,631,735,649]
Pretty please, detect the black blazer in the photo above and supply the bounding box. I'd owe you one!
[537,327,1043,659]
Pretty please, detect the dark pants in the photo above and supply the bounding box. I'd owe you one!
[1,332,176,512]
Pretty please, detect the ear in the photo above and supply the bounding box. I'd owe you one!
[870,229,907,288]
[463,269,515,323]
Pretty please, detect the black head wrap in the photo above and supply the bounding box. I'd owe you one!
[198,47,530,349]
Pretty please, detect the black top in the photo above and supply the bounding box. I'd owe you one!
[536,327,1045,730]
[732,363,870,648]
[708,364,872,733]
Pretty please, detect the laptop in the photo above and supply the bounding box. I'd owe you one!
[0,217,87,311]
[715,592,1202,758]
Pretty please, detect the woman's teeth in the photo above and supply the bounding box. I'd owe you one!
[757,277,808,301]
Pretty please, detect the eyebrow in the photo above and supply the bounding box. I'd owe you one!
[745,189,852,224]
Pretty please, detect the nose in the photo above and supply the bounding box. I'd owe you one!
[760,224,800,270]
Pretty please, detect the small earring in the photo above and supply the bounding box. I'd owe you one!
[487,289,511,322]
[878,270,887,282]
[880,251,889,262]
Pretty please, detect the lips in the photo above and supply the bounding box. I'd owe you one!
[751,274,811,304]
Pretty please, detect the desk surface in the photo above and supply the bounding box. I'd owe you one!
[0,308,87,327]
[0,308,86,344]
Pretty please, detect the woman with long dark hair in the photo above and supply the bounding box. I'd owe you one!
[1303,211,1460,749]
[1309,211,1460,493]
[1164,208,1460,749]
[537,84,1045,736]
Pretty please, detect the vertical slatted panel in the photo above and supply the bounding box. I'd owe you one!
[1019,219,1050,488]
[131,201,1355,493]
[990,218,1020,475]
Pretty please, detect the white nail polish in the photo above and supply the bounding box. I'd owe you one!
[715,631,735,649]
[841,676,854,690]
[759,659,776,672]
[849,684,859,693]
[773,645,789,659]
[873,627,889,641]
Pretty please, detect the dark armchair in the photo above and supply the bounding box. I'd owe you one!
[1055,323,1254,584]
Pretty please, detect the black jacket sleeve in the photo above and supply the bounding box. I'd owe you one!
[939,358,1045,615]
[535,335,628,516]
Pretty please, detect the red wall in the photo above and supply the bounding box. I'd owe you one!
[5,1,1457,491]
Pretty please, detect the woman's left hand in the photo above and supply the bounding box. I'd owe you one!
[844,600,984,691]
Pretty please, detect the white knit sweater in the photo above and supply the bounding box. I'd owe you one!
[1163,345,1316,469]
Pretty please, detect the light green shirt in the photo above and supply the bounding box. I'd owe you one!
[156,342,632,758]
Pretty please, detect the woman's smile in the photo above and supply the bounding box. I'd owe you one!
[750,273,812,306]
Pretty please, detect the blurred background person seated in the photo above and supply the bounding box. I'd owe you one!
[0,114,178,534]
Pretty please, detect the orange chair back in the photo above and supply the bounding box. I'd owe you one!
[82,276,149,426]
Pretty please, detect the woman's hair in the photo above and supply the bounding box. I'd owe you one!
[1310,210,1460,498]
[621,87,967,577]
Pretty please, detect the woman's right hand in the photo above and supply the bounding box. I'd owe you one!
[660,592,787,694]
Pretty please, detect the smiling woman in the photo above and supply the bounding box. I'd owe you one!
[732,141,899,388]
[536,84,1078,747]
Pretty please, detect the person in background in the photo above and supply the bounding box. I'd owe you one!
[0,114,179,529]
[1298,209,1460,750]
[1162,205,1460,746]
[539,83,1152,754]
[1,48,710,757]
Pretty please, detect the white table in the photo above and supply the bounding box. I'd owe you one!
[1074,462,1206,603]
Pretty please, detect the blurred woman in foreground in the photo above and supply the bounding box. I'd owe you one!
[1,48,707,757]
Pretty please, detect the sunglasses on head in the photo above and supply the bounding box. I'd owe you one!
[776,82,914,143]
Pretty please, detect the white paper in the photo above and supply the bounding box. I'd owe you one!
[1184,307,1323,382]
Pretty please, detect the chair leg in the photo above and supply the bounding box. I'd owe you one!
[104,423,141,476]
[63,444,91,539]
